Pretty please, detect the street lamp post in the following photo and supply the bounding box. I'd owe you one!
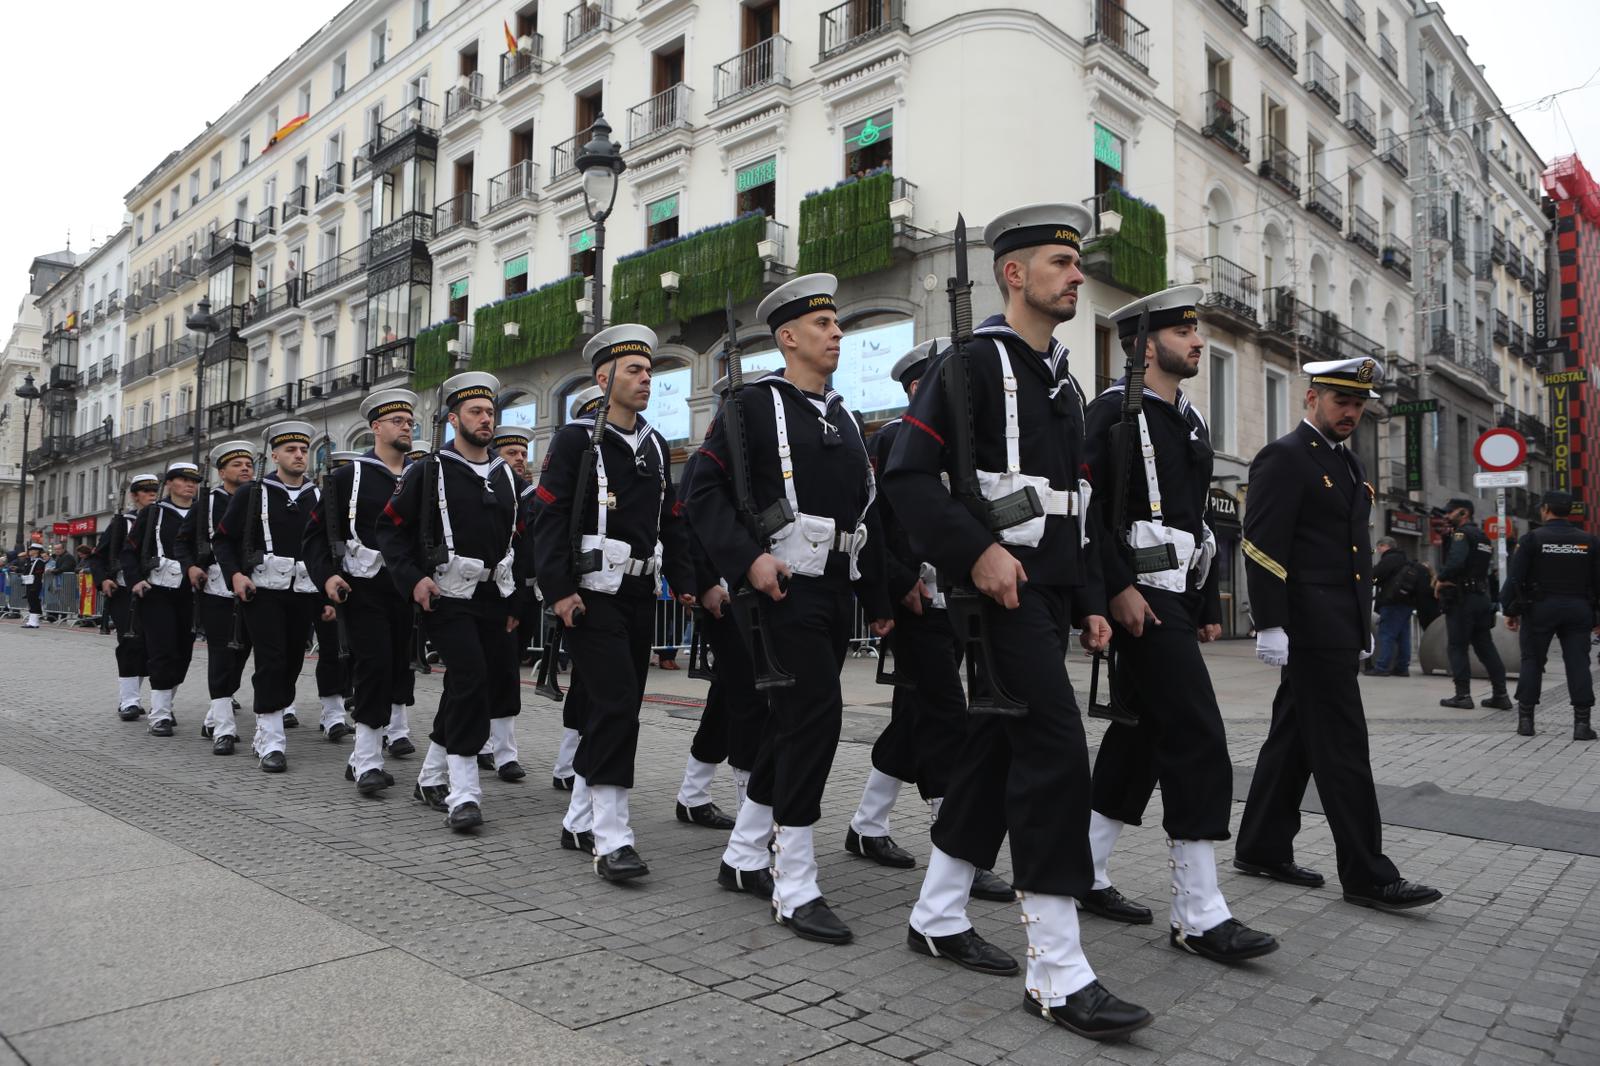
[575,113,626,331]
[13,371,41,553]
[186,297,218,467]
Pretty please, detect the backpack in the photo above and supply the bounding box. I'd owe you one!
[1394,560,1430,606]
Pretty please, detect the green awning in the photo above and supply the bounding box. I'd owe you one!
[503,254,529,280]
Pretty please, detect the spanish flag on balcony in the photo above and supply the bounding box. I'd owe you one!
[264,113,311,152]
[503,20,518,53]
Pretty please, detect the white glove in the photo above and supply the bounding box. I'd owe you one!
[1256,627,1289,667]
[1360,634,1374,661]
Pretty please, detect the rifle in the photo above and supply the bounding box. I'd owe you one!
[126,499,159,641]
[718,289,796,690]
[685,606,716,681]
[941,216,1040,716]
[411,385,449,674]
[533,605,565,698]
[231,448,269,644]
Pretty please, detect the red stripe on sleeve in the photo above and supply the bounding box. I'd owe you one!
[697,447,726,471]
[535,485,556,504]
[382,500,404,526]
[903,415,945,446]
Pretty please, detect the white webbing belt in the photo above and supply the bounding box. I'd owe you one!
[993,343,1077,516]
[591,433,664,576]
[437,456,519,568]
[1137,410,1164,525]
[769,388,874,534]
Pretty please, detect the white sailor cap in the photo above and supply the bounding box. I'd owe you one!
[265,420,315,449]
[406,446,430,460]
[983,203,1094,257]
[1305,356,1384,398]
[326,451,362,470]
[582,323,657,373]
[1109,285,1204,339]
[441,371,500,410]
[493,424,535,449]
[570,383,605,417]
[891,337,949,388]
[757,273,839,332]
[128,472,161,492]
[165,460,203,481]
[361,387,420,424]
[711,373,732,397]
[209,439,255,469]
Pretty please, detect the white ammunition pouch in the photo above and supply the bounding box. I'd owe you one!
[341,461,386,579]
[254,482,315,592]
[977,343,1091,548]
[1129,410,1214,593]
[20,572,35,587]
[576,431,667,595]
[432,553,488,599]
[767,388,873,580]
[205,562,230,598]
[149,558,184,589]
[435,457,519,600]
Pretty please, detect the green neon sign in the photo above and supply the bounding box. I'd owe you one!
[648,195,679,225]
[503,254,528,280]
[847,112,893,147]
[1094,123,1123,170]
[736,157,776,193]
[448,278,468,299]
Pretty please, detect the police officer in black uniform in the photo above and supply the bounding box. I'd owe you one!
[124,461,204,736]
[1082,286,1277,964]
[1436,498,1513,711]
[1235,358,1443,913]
[93,473,159,719]
[1500,490,1600,740]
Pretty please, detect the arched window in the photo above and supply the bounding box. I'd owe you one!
[1261,223,1286,291]
[347,428,375,453]
[1309,254,1330,310]
[1349,279,1368,334]
[499,389,538,429]
[1205,186,1235,260]
[1383,302,1401,353]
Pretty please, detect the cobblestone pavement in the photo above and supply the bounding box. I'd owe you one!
[1,619,1597,1065]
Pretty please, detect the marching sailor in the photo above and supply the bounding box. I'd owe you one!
[18,543,46,627]
[300,451,359,742]
[123,461,204,737]
[549,385,604,794]
[482,422,537,781]
[92,472,159,719]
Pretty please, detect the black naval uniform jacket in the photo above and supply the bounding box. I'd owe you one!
[869,418,928,605]
[175,486,236,582]
[677,450,723,597]
[303,452,407,592]
[121,499,191,583]
[212,474,321,582]
[532,414,694,603]
[376,444,528,610]
[1083,379,1222,625]
[1242,421,1374,650]
[686,371,891,621]
[91,511,138,587]
[1499,517,1600,618]
[883,315,1103,616]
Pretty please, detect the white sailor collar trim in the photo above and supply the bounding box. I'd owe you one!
[440,448,508,474]
[750,368,848,412]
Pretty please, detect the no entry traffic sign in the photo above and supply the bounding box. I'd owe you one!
[1473,427,1527,472]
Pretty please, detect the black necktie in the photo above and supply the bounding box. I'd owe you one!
[1335,443,1360,485]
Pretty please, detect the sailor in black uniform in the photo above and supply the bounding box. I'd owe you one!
[1500,490,1600,740]
[534,324,696,881]
[18,543,46,627]
[885,204,1150,1040]
[687,273,893,942]
[482,422,536,781]
[213,420,323,773]
[1081,286,1277,963]
[92,473,158,719]
[549,386,604,795]
[1436,498,1514,710]
[377,372,527,831]
[177,440,255,753]
[124,461,203,736]
[298,451,359,741]
[844,340,1012,902]
[304,392,420,795]
[1235,358,1444,912]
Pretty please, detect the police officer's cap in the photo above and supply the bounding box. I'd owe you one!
[1304,357,1384,398]
[361,387,420,424]
[165,461,202,482]
[570,384,606,418]
[265,420,315,450]
[210,439,254,470]
[757,273,839,333]
[1543,490,1575,516]
[326,451,362,470]
[1445,497,1475,514]
[128,472,161,493]
[441,371,500,411]
[891,338,949,389]
[494,424,534,450]
[583,324,657,373]
[984,203,1094,257]
[1110,285,1204,339]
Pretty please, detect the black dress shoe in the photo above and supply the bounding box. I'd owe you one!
[1079,886,1152,924]
[344,764,355,781]
[552,775,574,791]
[117,704,144,721]
[447,802,483,832]
[560,828,596,852]
[1343,879,1443,912]
[1171,918,1280,963]
[595,845,649,882]
[148,719,175,738]
[477,753,496,771]
[1439,695,1475,709]
[282,712,299,728]
[212,735,236,756]
[677,801,735,829]
[1023,982,1153,1041]
[386,736,416,758]
[260,751,288,773]
[325,722,353,742]
[497,761,527,782]
[717,861,774,900]
[776,898,853,944]
[413,783,449,811]
[970,868,1015,902]
[357,769,394,796]
[201,724,215,739]
[907,925,1019,975]
[1481,693,1514,711]
[1233,857,1325,888]
[845,827,915,868]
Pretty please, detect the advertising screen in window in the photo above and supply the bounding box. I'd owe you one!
[644,366,693,442]
[501,397,537,428]
[832,319,915,418]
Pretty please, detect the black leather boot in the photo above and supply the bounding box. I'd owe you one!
[1575,707,1597,742]
[1439,680,1474,710]
[1481,690,1513,711]
[1517,703,1535,737]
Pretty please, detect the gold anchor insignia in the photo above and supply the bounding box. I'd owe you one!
[1356,360,1375,384]
[1323,475,1334,488]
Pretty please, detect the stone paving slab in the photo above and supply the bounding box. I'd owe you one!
[0,803,195,889]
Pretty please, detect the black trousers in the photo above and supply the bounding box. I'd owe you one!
[930,585,1093,896]
[1236,647,1400,893]
[870,603,967,802]
[702,607,763,771]
[425,597,519,755]
[243,589,319,714]
[199,593,251,699]
[141,586,195,690]
[1090,588,1233,840]
[25,582,42,614]
[568,592,656,787]
[106,587,147,678]
[1446,592,1508,688]
[1515,596,1596,709]
[345,575,415,729]
[746,577,854,827]
[562,669,588,731]
[313,614,351,698]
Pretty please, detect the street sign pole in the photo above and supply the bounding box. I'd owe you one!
[1497,488,1507,589]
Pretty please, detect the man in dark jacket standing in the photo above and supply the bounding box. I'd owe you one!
[1368,537,1415,677]
[1436,499,1512,710]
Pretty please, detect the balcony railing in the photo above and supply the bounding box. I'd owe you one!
[106,291,123,313]
[255,206,277,238]
[282,185,308,222]
[1214,0,1248,26]
[1473,251,1493,282]
[487,160,540,213]
[1379,32,1398,75]
[302,241,370,297]
[550,124,595,182]
[237,385,299,424]
[434,191,478,235]
[98,355,113,379]
[819,0,905,61]
[444,72,486,124]
[1518,254,1535,289]
[1256,6,1297,72]
[1304,51,1340,112]
[564,0,614,51]
[1510,322,1528,357]
[207,220,256,259]
[316,162,344,202]
[1491,229,1507,263]
[368,341,416,382]
[1258,135,1300,195]
[297,359,367,403]
[376,99,441,150]
[1344,0,1364,33]
[1201,91,1250,161]
[1344,94,1375,147]
[1379,128,1407,176]
[1505,250,1524,279]
[114,411,199,457]
[48,363,79,390]
[1087,0,1151,73]
[713,36,790,107]
[627,83,692,146]
[1261,289,1381,362]
[499,35,548,90]
[1347,205,1379,255]
[1425,90,1444,124]
[245,278,301,325]
[370,212,434,261]
[1197,255,1258,323]
[1430,326,1500,390]
[352,142,372,180]
[1493,309,1511,346]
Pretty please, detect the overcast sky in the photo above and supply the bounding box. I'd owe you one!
[1,1,1596,340]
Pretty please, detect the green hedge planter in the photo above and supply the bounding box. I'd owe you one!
[471,275,586,373]
[610,213,767,327]
[1082,186,1168,297]
[411,320,459,392]
[796,170,895,280]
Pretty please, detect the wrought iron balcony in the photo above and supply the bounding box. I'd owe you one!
[1475,251,1494,282]
[434,191,478,236]
[1379,128,1407,176]
[1505,250,1524,279]
[1491,229,1507,263]
[1378,32,1398,75]
[487,160,540,213]
[1510,322,1530,358]
[1197,256,1258,324]
[282,185,308,223]
[297,359,366,403]
[1344,0,1364,33]
[106,291,123,313]
[375,99,440,151]
[444,72,486,125]
[819,0,905,61]
[1430,326,1501,391]
[1344,94,1375,147]
[238,385,298,424]
[499,34,547,91]
[1258,135,1300,195]
[255,206,277,238]
[99,355,112,379]
[1518,255,1535,290]
[368,341,416,382]
[1493,309,1511,346]
[550,125,594,182]
[1306,175,1342,230]
[352,142,372,180]
[1256,6,1297,73]
[628,83,692,147]
[1425,90,1444,124]
[370,212,434,264]
[302,241,370,298]
[1087,0,1151,73]
[713,36,790,108]
[316,162,344,202]
[1347,205,1379,255]
[564,0,615,51]
[1304,51,1340,113]
[1214,0,1248,27]
[1201,91,1250,161]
